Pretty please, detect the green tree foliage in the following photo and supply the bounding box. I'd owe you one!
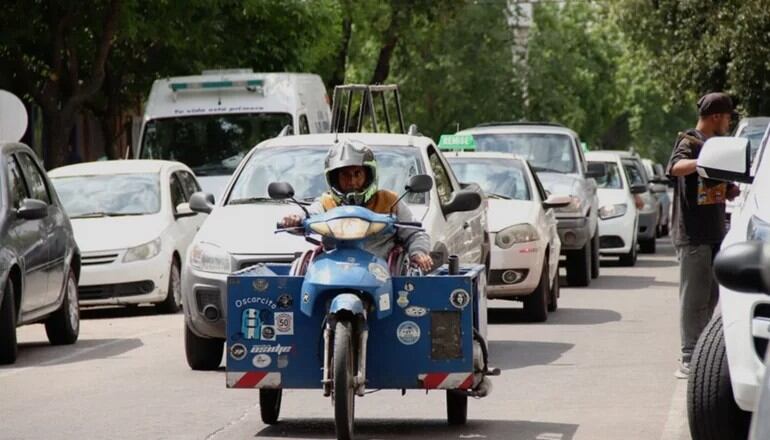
[615,0,770,116]
[525,1,622,148]
[391,0,523,137]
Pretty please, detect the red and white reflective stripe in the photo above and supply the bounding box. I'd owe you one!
[418,373,474,389]
[226,372,281,388]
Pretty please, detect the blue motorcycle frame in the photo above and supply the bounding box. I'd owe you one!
[225,182,496,438]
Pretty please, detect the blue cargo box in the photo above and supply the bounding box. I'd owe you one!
[225,263,484,390]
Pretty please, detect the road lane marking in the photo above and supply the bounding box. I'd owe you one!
[0,327,173,380]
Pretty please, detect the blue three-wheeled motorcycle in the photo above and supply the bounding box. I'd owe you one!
[225,175,498,439]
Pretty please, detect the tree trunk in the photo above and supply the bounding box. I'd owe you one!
[329,9,353,89]
[43,111,75,169]
[370,8,403,85]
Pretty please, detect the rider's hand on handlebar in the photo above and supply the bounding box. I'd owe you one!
[411,252,433,273]
[280,214,303,228]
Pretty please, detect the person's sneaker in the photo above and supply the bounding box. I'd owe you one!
[674,362,690,379]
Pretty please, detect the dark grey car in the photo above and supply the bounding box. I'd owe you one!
[0,142,81,365]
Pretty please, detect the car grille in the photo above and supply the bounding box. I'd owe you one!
[237,255,297,271]
[600,236,625,249]
[82,252,120,266]
[79,280,155,300]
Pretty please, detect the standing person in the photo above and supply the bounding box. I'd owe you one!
[667,92,741,378]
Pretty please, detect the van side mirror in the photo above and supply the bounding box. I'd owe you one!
[16,198,48,220]
[175,202,198,219]
[630,184,647,194]
[189,192,215,214]
[714,241,770,294]
[697,137,753,184]
[443,190,481,215]
[268,182,295,200]
[586,162,608,179]
[406,174,433,193]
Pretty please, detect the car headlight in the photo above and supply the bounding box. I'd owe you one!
[123,238,162,263]
[748,215,770,242]
[495,224,539,248]
[599,203,627,220]
[556,196,583,215]
[310,218,386,240]
[190,242,232,274]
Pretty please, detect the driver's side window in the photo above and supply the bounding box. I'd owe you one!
[6,155,29,210]
[169,173,187,212]
[427,147,453,205]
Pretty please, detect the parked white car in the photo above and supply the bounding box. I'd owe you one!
[686,134,770,438]
[446,152,567,321]
[49,160,206,313]
[586,151,647,266]
[181,133,487,370]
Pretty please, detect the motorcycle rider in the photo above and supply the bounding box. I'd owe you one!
[280,140,434,272]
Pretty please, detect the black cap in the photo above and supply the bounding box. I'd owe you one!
[698,92,738,117]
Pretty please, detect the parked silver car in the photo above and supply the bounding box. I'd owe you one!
[459,122,603,287]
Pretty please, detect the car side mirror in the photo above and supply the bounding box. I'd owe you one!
[543,194,571,210]
[268,182,295,200]
[443,190,482,215]
[630,184,647,194]
[586,162,608,179]
[406,174,433,194]
[714,241,770,294]
[175,202,198,219]
[16,198,48,220]
[697,137,753,184]
[189,192,215,214]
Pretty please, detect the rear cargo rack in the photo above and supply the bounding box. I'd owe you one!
[331,84,405,134]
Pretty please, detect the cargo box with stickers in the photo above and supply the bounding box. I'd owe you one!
[225,263,488,390]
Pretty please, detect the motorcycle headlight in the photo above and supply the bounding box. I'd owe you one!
[495,224,539,248]
[190,242,232,274]
[310,218,386,240]
[748,215,770,242]
[599,203,627,220]
[123,238,162,263]
[556,196,583,215]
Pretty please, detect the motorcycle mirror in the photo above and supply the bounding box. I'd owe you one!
[406,174,433,194]
[268,182,295,200]
[714,241,770,294]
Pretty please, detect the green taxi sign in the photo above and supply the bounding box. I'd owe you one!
[438,134,476,151]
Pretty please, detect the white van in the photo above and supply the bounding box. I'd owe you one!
[137,69,331,197]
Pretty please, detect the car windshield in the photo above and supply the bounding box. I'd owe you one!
[139,113,293,176]
[471,133,577,174]
[52,173,161,218]
[593,162,624,189]
[447,158,531,200]
[227,145,427,205]
[622,160,647,186]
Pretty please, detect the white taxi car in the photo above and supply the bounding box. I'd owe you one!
[182,132,487,370]
[50,160,206,313]
[586,151,647,266]
[446,151,567,322]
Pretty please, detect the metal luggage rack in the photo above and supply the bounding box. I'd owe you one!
[331,84,406,134]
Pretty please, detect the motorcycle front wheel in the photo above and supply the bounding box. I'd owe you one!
[333,320,355,440]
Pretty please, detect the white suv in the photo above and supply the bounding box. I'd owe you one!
[688,127,770,438]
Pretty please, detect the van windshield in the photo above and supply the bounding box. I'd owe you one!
[139,113,293,176]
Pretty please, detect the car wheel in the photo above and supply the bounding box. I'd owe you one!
[44,269,80,345]
[619,238,638,267]
[590,231,600,279]
[566,242,591,287]
[260,389,282,424]
[0,277,18,365]
[156,260,182,314]
[524,260,548,322]
[640,238,656,254]
[184,321,223,370]
[547,267,559,313]
[687,315,750,440]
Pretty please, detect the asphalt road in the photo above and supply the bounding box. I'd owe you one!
[0,238,690,440]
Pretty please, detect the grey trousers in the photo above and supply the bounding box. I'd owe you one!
[677,244,720,363]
